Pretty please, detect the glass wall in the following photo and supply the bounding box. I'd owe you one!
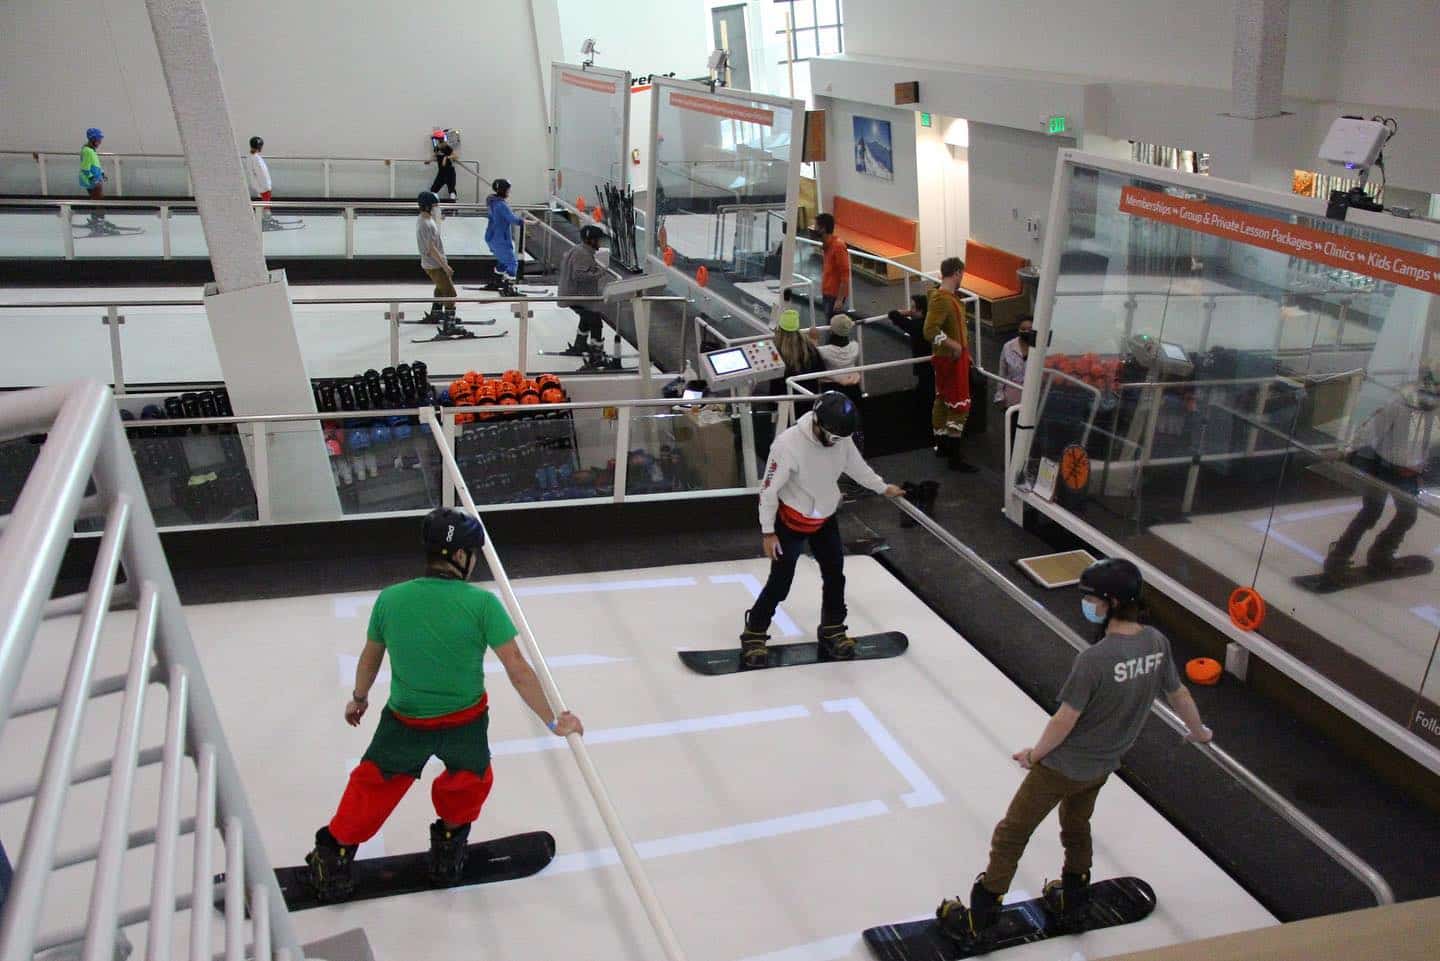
[1025,157,1440,754]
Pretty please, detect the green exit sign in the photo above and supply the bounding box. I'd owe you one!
[1047,115,1068,135]
[920,112,932,128]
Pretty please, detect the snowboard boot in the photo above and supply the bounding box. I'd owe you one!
[740,609,770,670]
[428,818,472,886]
[1322,541,1351,582]
[304,826,357,903]
[936,874,1002,941]
[1042,870,1092,930]
[816,623,858,661]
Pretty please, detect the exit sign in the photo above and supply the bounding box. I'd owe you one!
[1046,115,1068,135]
[920,112,932,128]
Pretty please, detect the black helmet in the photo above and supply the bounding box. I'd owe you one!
[422,507,484,557]
[1078,557,1142,606]
[417,190,439,210]
[579,224,605,244]
[813,391,860,438]
[249,136,263,151]
[492,178,511,195]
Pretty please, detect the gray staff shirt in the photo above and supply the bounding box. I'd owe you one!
[1042,625,1183,782]
[417,215,445,270]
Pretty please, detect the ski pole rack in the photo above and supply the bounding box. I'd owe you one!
[0,382,311,960]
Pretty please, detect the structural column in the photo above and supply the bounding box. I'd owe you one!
[1231,0,1289,120]
[145,0,339,521]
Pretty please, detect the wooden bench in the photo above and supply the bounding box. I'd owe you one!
[831,196,920,284]
[961,239,1030,333]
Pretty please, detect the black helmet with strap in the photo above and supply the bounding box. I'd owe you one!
[1078,557,1142,606]
[813,390,860,438]
[422,507,484,564]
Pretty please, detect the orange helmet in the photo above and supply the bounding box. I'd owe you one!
[537,373,562,390]
[502,369,523,386]
[540,385,565,404]
[464,370,484,389]
[449,377,474,406]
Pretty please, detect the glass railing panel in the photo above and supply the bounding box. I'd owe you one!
[328,160,390,198]
[0,156,42,194]
[0,305,121,388]
[36,156,88,197]
[454,407,615,505]
[625,406,747,495]
[352,208,417,257]
[121,306,224,385]
[1415,623,1440,753]
[261,207,345,256]
[320,413,441,515]
[121,418,259,527]
[118,157,190,196]
[167,206,208,257]
[72,205,164,258]
[0,204,67,258]
[265,159,324,196]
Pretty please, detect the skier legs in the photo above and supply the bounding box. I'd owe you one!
[809,516,855,659]
[743,523,807,666]
[1368,486,1419,570]
[427,710,495,884]
[1324,486,1386,577]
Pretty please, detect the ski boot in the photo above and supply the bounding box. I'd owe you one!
[936,874,1001,942]
[304,826,357,903]
[816,623,858,661]
[559,335,590,357]
[1042,870,1092,932]
[428,818,471,886]
[740,609,770,670]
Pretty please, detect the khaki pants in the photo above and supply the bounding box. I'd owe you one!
[425,266,456,316]
[982,763,1108,894]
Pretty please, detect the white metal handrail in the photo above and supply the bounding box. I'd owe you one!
[0,149,489,202]
[0,382,307,960]
[420,405,690,961]
[890,495,1395,907]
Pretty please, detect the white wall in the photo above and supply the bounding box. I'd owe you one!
[968,122,1073,258]
[557,0,710,81]
[916,116,971,271]
[1334,1,1440,110]
[816,99,919,218]
[0,0,563,201]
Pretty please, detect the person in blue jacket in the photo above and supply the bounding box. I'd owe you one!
[484,178,523,293]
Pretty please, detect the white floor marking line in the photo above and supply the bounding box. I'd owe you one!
[1273,501,1362,523]
[331,577,698,618]
[1412,606,1440,628]
[514,576,698,597]
[491,704,812,757]
[344,756,385,859]
[732,931,861,961]
[1246,519,1326,565]
[709,574,802,637]
[335,652,629,689]
[823,698,945,808]
[546,799,891,875]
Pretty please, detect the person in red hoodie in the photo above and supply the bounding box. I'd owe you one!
[815,213,851,320]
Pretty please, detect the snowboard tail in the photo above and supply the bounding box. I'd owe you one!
[1294,555,1432,593]
[679,631,908,675]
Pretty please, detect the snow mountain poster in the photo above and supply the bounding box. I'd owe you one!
[853,116,894,182]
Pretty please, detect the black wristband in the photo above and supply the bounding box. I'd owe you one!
[352,691,369,703]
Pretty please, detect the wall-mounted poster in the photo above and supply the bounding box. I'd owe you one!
[853,115,893,182]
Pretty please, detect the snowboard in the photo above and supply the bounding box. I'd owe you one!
[73,224,144,237]
[221,830,555,912]
[863,877,1157,961]
[1294,555,1433,594]
[679,631,908,675]
[412,329,510,344]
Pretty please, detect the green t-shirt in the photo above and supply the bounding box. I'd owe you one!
[366,577,517,718]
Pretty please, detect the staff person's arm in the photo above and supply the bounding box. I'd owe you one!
[1015,703,1080,767]
[345,639,386,725]
[495,640,583,735]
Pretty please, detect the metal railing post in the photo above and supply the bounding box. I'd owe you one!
[113,157,124,197]
[387,159,396,199]
[387,302,402,367]
[60,204,75,260]
[344,207,355,259]
[634,298,653,393]
[252,422,272,524]
[37,153,49,196]
[160,205,172,260]
[322,159,331,198]
[613,407,632,503]
[103,306,126,395]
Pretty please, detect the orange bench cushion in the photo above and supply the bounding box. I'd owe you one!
[832,196,917,257]
[962,240,1025,300]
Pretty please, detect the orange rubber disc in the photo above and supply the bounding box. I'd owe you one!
[663,246,675,266]
[1186,657,1222,685]
[575,196,587,212]
[1228,587,1266,631]
[593,207,604,222]
[1060,444,1090,491]
[696,265,710,288]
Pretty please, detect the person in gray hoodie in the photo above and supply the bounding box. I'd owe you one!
[743,391,903,668]
[558,224,610,356]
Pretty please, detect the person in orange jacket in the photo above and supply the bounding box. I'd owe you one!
[815,212,851,319]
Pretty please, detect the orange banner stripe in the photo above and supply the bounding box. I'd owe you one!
[561,72,618,94]
[668,92,774,127]
[1118,186,1440,296]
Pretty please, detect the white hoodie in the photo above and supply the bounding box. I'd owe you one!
[759,412,887,533]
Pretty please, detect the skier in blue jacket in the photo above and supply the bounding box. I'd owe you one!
[484,178,523,293]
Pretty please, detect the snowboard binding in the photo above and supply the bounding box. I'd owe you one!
[816,623,858,661]
[936,875,1001,943]
[428,819,471,886]
[304,826,357,903]
[739,610,770,670]
[1041,871,1092,932]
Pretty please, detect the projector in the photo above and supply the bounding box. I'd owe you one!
[1318,117,1389,171]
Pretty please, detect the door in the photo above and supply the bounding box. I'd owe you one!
[711,4,752,91]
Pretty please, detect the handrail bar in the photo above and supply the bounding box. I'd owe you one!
[0,294,685,309]
[420,406,690,961]
[0,197,547,212]
[889,495,1395,907]
[1051,286,1383,300]
[1,148,476,165]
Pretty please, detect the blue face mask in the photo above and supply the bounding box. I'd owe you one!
[1081,598,1107,624]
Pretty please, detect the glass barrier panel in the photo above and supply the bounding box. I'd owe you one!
[0,204,66,259]
[626,407,747,495]
[396,161,445,201]
[119,157,190,196]
[266,159,324,197]
[121,420,258,528]
[353,208,418,257]
[323,414,441,515]
[0,306,120,389]
[121,306,224,385]
[1416,623,1440,753]
[454,408,614,505]
[167,207,207,257]
[432,206,490,258]
[262,207,345,257]
[328,160,390,198]
[38,155,88,197]
[0,156,42,194]
[72,205,163,258]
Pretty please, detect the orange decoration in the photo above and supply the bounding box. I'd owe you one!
[663,246,675,266]
[1185,657,1223,685]
[696,265,710,288]
[593,207,604,222]
[1059,444,1090,492]
[575,196,587,212]
[1228,587,1266,631]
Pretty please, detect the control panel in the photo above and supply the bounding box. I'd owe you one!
[702,341,785,388]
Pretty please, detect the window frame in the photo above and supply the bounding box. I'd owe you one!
[774,0,843,64]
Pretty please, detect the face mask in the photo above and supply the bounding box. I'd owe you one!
[1081,598,1107,624]
[1019,330,1037,347]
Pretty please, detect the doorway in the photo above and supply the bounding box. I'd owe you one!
[711,4,752,91]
